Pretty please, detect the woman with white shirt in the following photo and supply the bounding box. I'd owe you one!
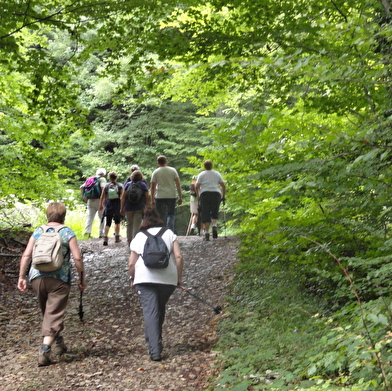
[128,207,184,361]
[196,160,226,241]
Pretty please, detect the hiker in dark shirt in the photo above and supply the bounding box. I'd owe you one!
[121,170,150,244]
[100,171,124,245]
[124,164,141,185]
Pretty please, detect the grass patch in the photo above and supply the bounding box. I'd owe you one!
[211,264,392,390]
[211,269,334,390]
[0,201,126,240]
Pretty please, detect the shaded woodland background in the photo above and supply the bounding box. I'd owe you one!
[2,0,392,389]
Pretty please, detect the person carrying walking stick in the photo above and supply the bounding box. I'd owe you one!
[17,202,86,367]
[196,160,226,241]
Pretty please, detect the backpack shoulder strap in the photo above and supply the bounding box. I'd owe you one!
[41,224,66,233]
[156,227,168,238]
[142,228,167,238]
[141,229,153,238]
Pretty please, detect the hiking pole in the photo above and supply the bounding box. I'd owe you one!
[78,271,84,323]
[222,200,227,239]
[186,213,193,236]
[179,285,222,314]
[78,291,84,323]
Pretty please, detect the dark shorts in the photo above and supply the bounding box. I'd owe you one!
[199,191,221,223]
[105,212,122,226]
[104,199,122,226]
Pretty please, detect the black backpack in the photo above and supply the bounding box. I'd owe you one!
[141,228,170,269]
[126,181,143,204]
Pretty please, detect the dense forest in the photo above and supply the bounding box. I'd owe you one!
[2,0,392,389]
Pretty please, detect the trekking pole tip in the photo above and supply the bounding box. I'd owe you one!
[214,306,222,314]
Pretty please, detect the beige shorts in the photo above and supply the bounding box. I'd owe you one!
[190,200,198,214]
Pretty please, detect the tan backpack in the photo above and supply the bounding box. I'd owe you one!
[32,225,66,272]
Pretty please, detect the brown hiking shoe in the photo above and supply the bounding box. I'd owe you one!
[115,235,121,243]
[103,236,108,246]
[52,335,67,356]
[38,345,51,367]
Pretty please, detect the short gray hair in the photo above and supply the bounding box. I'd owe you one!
[96,168,106,177]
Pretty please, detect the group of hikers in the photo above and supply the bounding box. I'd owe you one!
[82,155,226,244]
[17,155,226,366]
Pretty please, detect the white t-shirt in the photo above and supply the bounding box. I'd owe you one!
[196,170,224,195]
[151,166,179,199]
[130,227,178,286]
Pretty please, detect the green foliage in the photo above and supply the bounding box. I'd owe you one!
[212,249,392,389]
[2,0,392,388]
[77,98,217,183]
[301,302,392,387]
[0,0,220,201]
[213,268,329,390]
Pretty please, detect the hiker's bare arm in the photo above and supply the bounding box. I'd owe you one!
[128,251,138,288]
[195,183,201,197]
[144,191,150,207]
[69,237,86,291]
[174,177,182,205]
[99,188,106,210]
[120,187,126,212]
[150,182,157,205]
[220,182,226,200]
[17,236,34,293]
[173,240,183,285]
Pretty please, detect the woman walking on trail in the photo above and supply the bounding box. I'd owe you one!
[128,207,184,361]
[196,160,226,241]
[120,169,150,244]
[100,171,124,245]
[17,202,86,367]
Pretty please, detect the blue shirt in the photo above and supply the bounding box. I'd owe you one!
[29,225,76,284]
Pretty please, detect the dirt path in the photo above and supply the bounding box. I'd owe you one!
[0,234,239,390]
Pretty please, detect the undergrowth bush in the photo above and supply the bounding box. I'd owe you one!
[0,197,122,239]
[212,269,329,390]
[212,229,392,390]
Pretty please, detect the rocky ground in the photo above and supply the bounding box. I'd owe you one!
[0,231,239,391]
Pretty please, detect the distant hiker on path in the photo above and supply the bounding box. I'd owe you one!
[100,171,124,245]
[128,207,184,361]
[196,160,226,241]
[124,164,143,186]
[80,168,107,238]
[189,180,199,235]
[150,155,183,232]
[17,202,86,367]
[121,169,150,244]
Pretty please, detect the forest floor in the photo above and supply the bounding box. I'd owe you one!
[0,230,239,391]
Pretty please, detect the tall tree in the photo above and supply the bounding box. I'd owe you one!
[137,0,392,246]
[0,0,198,203]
